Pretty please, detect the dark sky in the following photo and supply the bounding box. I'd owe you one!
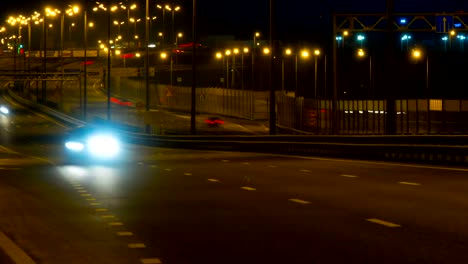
[2,0,468,40]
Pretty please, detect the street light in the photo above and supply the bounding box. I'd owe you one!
[401,34,411,51]
[119,2,137,48]
[356,34,365,48]
[225,49,231,88]
[165,5,181,47]
[442,36,448,52]
[314,49,320,98]
[412,48,430,133]
[412,48,429,98]
[156,5,166,45]
[252,31,260,90]
[241,47,249,90]
[457,34,466,53]
[215,52,224,86]
[357,48,373,98]
[175,32,183,48]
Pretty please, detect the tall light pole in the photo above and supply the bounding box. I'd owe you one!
[283,48,292,93]
[84,8,88,121]
[314,49,320,98]
[225,49,231,89]
[124,3,137,48]
[191,0,197,134]
[412,48,430,132]
[165,4,180,47]
[252,31,260,90]
[156,5,166,45]
[241,47,249,90]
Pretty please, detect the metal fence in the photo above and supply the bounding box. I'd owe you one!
[277,94,468,135]
[2,72,467,135]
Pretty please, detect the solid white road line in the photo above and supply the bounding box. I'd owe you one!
[366,218,401,228]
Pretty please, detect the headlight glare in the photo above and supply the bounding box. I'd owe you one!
[0,106,9,115]
[87,135,120,158]
[65,141,85,152]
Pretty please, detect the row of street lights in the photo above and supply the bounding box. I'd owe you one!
[214,47,322,97]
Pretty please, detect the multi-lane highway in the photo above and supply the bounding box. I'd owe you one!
[1,90,468,264]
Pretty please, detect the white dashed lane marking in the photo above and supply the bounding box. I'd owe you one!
[140,258,162,264]
[184,173,192,176]
[207,179,220,182]
[241,187,256,191]
[340,174,358,178]
[101,215,115,219]
[398,182,421,186]
[300,169,312,173]
[95,208,108,212]
[117,232,134,236]
[289,198,311,205]
[108,222,124,226]
[367,218,401,228]
[128,243,146,249]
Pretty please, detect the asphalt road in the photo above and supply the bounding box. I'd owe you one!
[1,90,468,264]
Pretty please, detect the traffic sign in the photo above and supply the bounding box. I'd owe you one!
[436,15,453,33]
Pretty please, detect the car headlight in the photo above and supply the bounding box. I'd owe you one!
[65,141,85,152]
[0,106,9,115]
[87,134,120,158]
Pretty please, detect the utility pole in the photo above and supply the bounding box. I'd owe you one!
[385,0,396,134]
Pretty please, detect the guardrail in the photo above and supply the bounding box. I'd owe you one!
[6,88,468,166]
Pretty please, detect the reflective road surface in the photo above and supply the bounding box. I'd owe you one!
[1,95,468,264]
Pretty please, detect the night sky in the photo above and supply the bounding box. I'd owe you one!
[2,0,468,40]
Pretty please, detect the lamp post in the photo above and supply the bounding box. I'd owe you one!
[401,34,411,51]
[283,48,292,93]
[160,52,173,88]
[412,48,430,133]
[61,5,80,110]
[215,52,224,86]
[165,5,181,47]
[93,2,116,120]
[156,4,166,45]
[241,47,249,90]
[314,49,320,98]
[252,32,260,90]
[123,3,137,48]
[357,48,372,98]
[442,36,448,52]
[225,49,231,89]
[357,34,365,48]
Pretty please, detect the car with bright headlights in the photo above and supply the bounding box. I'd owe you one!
[0,105,9,115]
[63,125,123,164]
